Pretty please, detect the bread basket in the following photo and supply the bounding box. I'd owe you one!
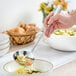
[6,22,39,45]
[8,32,36,45]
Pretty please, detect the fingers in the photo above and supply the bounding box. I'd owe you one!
[48,25,55,37]
[45,24,55,37]
[48,14,60,26]
[45,21,62,37]
[44,13,69,37]
[44,12,54,29]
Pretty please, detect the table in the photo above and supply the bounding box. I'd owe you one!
[52,60,76,76]
[0,41,76,76]
[10,43,76,76]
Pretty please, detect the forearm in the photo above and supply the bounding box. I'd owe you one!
[69,10,76,24]
[69,10,76,15]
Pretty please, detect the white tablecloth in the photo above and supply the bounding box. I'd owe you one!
[0,39,76,76]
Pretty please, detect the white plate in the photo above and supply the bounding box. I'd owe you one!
[0,34,9,45]
[1,40,76,76]
[3,60,53,76]
[0,42,10,50]
[0,46,10,56]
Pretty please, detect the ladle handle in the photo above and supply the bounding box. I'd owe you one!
[31,5,62,53]
[43,5,62,43]
[31,32,43,52]
[53,5,62,16]
[47,5,62,27]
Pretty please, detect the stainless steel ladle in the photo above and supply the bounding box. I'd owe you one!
[13,5,62,65]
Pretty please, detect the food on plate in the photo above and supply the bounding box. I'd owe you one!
[54,29,76,36]
[16,55,33,66]
[6,22,40,45]
[14,55,41,75]
[4,59,53,76]
[14,67,41,75]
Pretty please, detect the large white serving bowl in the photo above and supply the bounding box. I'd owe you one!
[3,59,53,76]
[43,26,76,51]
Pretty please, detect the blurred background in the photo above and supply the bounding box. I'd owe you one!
[0,0,76,32]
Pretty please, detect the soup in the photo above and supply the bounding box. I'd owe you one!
[54,29,76,36]
[14,66,41,75]
[14,55,41,75]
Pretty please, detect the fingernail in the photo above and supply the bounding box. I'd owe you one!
[48,21,53,26]
[48,21,50,24]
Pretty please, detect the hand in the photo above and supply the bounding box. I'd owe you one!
[44,12,74,37]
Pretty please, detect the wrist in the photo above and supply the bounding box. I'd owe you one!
[69,10,76,15]
[69,11,76,24]
[71,14,76,24]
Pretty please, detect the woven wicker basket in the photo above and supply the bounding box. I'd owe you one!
[5,22,41,45]
[7,32,36,45]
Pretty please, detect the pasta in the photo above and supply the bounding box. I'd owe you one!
[54,29,76,36]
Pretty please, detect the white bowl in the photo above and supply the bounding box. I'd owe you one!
[0,41,10,50]
[3,59,53,76]
[44,27,76,51]
[0,46,10,56]
[0,34,9,45]
[0,34,10,56]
